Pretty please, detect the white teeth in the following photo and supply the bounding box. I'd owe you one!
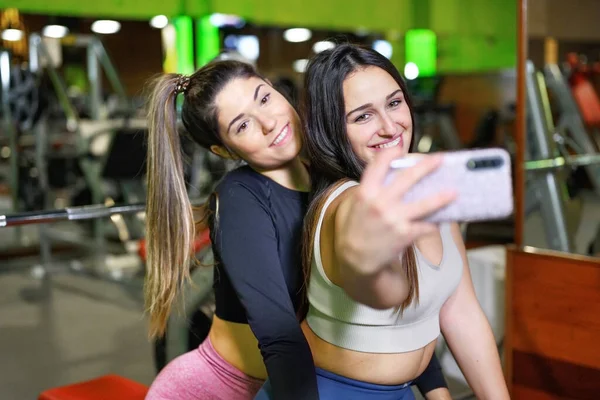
[273,125,289,145]
[374,136,400,149]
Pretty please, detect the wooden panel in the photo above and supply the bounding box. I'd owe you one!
[510,249,600,369]
[506,3,527,390]
[514,0,527,249]
[506,246,600,398]
[513,351,600,400]
[512,318,600,369]
[512,384,571,400]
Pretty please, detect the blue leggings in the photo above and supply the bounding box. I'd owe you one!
[254,367,415,400]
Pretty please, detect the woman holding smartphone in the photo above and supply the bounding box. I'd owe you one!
[256,43,509,399]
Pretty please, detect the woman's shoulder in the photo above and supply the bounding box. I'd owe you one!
[216,165,268,193]
[318,180,360,223]
[212,165,272,208]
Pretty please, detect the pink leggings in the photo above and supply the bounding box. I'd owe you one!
[146,337,265,400]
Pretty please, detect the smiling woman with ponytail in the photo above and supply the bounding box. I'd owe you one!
[143,61,319,400]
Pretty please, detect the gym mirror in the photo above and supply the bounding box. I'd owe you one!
[523,0,600,255]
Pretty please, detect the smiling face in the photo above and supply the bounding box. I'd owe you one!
[343,66,413,164]
[213,76,303,172]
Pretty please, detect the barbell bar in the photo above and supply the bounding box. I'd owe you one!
[525,153,600,173]
[3,151,600,228]
[0,199,206,228]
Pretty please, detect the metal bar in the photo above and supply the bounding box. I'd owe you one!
[93,38,129,107]
[525,61,572,253]
[0,50,20,215]
[526,62,556,160]
[87,40,102,121]
[85,38,106,271]
[525,154,600,172]
[0,49,24,243]
[29,34,80,129]
[0,199,206,228]
[33,112,53,276]
[0,204,139,227]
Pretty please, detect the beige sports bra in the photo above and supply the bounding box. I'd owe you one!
[306,181,463,353]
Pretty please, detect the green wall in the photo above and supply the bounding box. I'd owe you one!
[2,0,516,72]
[4,0,192,20]
[430,0,517,72]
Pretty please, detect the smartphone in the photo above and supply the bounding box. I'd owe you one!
[386,148,514,223]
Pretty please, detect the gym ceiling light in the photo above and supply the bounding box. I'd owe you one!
[293,59,309,73]
[313,41,335,53]
[209,13,245,28]
[42,25,69,39]
[373,40,393,59]
[150,15,169,29]
[91,20,121,35]
[1,28,23,41]
[237,35,260,61]
[404,62,419,80]
[284,28,312,43]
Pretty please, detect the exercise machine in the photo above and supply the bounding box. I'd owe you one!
[543,62,600,195]
[526,60,600,253]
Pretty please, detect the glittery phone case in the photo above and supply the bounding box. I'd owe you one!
[387,148,514,223]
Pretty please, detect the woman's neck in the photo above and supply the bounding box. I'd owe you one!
[259,157,310,192]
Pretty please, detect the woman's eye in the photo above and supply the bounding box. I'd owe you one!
[389,100,401,108]
[355,114,370,123]
[261,93,271,104]
[237,121,248,133]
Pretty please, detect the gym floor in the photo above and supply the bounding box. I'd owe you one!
[0,190,598,400]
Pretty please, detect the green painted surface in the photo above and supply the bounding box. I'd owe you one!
[174,16,194,74]
[430,0,517,71]
[430,0,516,36]
[405,29,437,77]
[4,0,517,72]
[437,35,516,72]
[412,0,430,29]
[387,31,406,73]
[192,0,413,32]
[5,0,412,31]
[3,0,185,19]
[196,15,220,67]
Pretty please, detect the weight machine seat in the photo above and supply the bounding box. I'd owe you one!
[101,128,148,180]
[38,374,148,400]
[467,109,500,148]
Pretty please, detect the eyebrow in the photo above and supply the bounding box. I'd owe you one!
[386,89,402,100]
[227,113,244,133]
[345,89,404,118]
[227,84,266,133]
[254,84,265,101]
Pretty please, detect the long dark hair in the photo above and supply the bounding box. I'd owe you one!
[145,60,262,338]
[301,44,419,312]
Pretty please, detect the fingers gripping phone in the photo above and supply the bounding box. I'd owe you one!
[386,148,514,223]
